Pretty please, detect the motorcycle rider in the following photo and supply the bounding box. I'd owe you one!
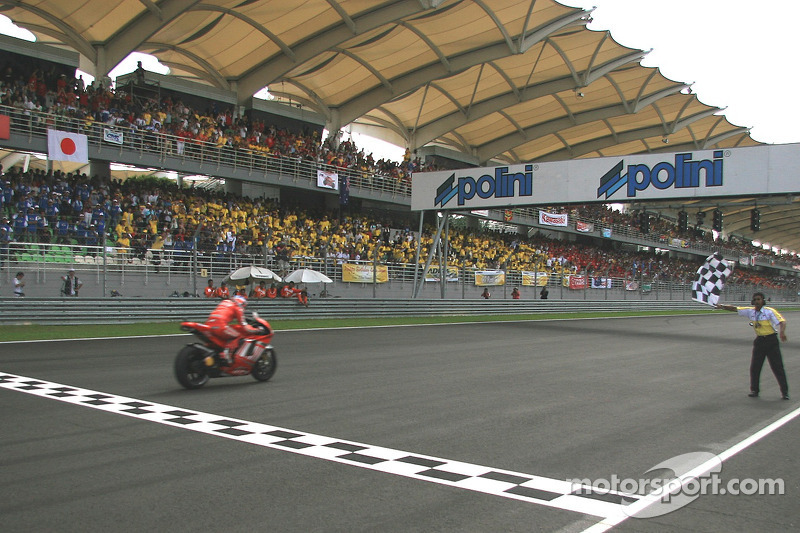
[205,295,258,365]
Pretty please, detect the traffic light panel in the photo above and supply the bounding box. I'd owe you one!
[696,211,705,226]
[712,209,723,231]
[678,210,688,232]
[750,209,760,232]
[640,212,650,234]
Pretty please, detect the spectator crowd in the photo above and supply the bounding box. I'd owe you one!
[0,56,797,293]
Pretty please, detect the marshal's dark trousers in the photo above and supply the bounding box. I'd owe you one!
[750,333,788,395]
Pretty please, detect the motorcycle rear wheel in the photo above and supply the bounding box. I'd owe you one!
[175,345,211,389]
[251,348,277,382]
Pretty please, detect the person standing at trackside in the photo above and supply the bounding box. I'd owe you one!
[511,287,520,299]
[540,285,549,299]
[480,287,490,299]
[266,282,278,299]
[250,280,267,298]
[215,281,230,299]
[13,271,25,297]
[204,279,216,298]
[716,292,789,400]
[61,268,82,296]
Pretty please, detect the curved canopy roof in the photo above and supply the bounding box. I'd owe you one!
[2,0,795,253]
[1,0,759,162]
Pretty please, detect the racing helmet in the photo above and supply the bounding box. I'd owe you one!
[232,295,247,308]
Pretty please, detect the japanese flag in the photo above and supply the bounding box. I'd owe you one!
[47,129,88,163]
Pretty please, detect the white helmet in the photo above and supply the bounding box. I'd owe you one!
[232,295,247,308]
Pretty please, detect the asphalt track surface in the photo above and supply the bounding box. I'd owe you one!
[2,313,799,533]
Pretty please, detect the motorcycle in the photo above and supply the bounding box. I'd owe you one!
[175,312,277,389]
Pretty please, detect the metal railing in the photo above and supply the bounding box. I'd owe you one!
[2,241,794,302]
[2,102,798,272]
[2,103,409,199]
[0,297,741,326]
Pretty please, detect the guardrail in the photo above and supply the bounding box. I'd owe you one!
[2,102,797,273]
[0,297,741,326]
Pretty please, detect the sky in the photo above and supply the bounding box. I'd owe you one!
[559,0,800,145]
[2,1,798,158]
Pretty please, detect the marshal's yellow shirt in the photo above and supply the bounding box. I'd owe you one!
[736,306,785,336]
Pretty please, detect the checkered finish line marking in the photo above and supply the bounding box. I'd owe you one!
[0,372,639,519]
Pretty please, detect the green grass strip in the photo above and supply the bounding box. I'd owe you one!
[0,309,733,342]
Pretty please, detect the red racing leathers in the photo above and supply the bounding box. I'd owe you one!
[205,299,258,356]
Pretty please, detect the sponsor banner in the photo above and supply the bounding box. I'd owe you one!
[576,221,594,232]
[411,145,800,211]
[591,277,612,289]
[341,263,388,283]
[562,274,587,289]
[503,209,513,221]
[0,114,9,140]
[47,129,88,163]
[521,271,548,287]
[601,228,612,238]
[317,170,339,190]
[103,128,124,145]
[625,281,639,291]
[475,270,505,286]
[739,255,751,266]
[425,265,459,282]
[669,237,689,248]
[539,211,568,227]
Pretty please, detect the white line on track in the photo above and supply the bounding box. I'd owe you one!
[0,371,634,522]
[0,312,717,345]
[581,404,800,532]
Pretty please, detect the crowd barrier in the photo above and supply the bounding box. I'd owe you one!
[2,103,797,273]
[0,297,746,326]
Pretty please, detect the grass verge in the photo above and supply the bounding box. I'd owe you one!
[0,309,721,342]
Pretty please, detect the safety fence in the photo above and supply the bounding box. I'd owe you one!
[2,241,794,301]
[0,297,738,326]
[2,103,797,273]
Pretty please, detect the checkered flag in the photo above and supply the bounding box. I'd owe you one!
[691,253,732,306]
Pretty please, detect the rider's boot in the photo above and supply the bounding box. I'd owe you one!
[219,347,233,365]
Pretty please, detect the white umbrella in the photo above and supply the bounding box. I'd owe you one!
[284,268,333,284]
[223,265,282,285]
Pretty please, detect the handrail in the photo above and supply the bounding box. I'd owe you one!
[1,102,797,272]
[2,240,795,301]
[0,297,738,326]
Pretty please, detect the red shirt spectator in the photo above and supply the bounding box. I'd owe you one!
[215,283,230,299]
[204,280,215,298]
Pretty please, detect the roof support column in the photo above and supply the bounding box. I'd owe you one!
[94,46,113,89]
[325,110,342,149]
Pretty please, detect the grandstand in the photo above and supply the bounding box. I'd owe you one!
[0,3,797,300]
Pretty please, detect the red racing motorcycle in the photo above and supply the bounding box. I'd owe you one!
[175,312,277,389]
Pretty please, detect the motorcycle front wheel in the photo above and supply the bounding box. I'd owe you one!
[175,345,211,389]
[251,347,277,382]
